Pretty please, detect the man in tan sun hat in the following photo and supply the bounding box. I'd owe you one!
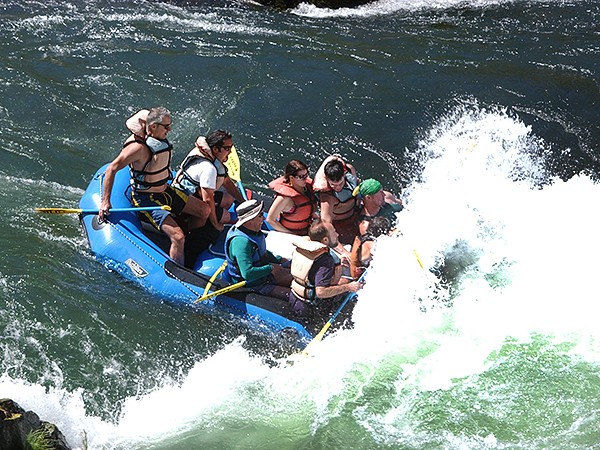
[99,107,209,266]
[223,199,292,300]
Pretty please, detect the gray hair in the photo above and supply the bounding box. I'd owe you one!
[146,107,170,133]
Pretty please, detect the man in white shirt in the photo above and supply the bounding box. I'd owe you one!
[174,130,245,231]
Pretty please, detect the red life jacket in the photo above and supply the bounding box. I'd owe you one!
[268,176,317,235]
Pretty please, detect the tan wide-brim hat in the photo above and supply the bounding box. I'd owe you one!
[125,109,149,136]
[235,200,264,228]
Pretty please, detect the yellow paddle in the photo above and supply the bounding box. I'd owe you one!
[302,271,367,357]
[413,249,424,270]
[201,261,227,298]
[35,205,171,215]
[224,145,248,201]
[194,280,246,303]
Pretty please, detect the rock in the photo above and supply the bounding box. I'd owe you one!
[255,0,371,9]
[182,0,372,11]
[0,399,71,450]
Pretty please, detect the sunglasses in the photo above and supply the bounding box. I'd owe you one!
[294,172,309,180]
[220,145,233,152]
[156,122,172,130]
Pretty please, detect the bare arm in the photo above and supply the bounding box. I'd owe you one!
[200,186,223,231]
[358,218,369,236]
[361,241,374,264]
[266,195,295,234]
[315,280,362,299]
[384,190,402,206]
[99,142,146,220]
[223,177,245,204]
[350,236,362,279]
[346,163,359,181]
[319,192,336,223]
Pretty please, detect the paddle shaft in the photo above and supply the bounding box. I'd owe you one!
[194,280,246,303]
[413,249,424,270]
[36,205,171,215]
[307,292,357,345]
[302,271,367,355]
[238,181,249,201]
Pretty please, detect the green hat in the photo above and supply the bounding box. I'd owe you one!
[359,178,382,196]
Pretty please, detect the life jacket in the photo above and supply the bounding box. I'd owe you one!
[313,156,360,221]
[290,236,342,305]
[174,149,227,195]
[350,233,375,279]
[268,176,317,235]
[129,136,173,191]
[223,226,269,282]
[356,202,403,227]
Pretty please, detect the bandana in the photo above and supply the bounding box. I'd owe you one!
[359,178,382,196]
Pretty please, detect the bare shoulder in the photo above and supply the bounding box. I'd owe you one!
[346,163,357,177]
[119,140,150,165]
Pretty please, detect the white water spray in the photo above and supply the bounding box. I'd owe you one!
[6,105,600,449]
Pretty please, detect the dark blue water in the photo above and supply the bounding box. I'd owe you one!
[1,0,600,448]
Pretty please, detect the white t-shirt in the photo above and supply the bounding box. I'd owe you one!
[185,158,226,190]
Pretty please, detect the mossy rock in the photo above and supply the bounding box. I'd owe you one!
[0,399,70,450]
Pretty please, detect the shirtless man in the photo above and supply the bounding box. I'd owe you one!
[99,107,209,266]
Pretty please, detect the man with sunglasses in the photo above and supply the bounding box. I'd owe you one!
[173,129,245,232]
[99,106,209,266]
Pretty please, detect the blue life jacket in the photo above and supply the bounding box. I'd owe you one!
[333,172,359,204]
[223,226,269,283]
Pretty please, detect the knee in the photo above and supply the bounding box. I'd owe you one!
[189,196,210,218]
[221,210,231,223]
[166,225,185,246]
[221,193,235,209]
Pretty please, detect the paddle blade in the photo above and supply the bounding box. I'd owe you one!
[301,322,331,357]
[35,208,83,214]
[225,145,241,182]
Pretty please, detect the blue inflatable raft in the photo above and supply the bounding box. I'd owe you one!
[78,164,312,342]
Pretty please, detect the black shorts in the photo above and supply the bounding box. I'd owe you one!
[193,190,226,222]
[131,185,188,230]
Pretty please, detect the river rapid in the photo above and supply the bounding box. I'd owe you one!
[1,0,599,448]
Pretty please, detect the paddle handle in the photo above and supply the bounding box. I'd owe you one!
[87,206,171,214]
[202,261,228,297]
[238,181,249,201]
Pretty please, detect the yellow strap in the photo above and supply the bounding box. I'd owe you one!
[202,261,227,297]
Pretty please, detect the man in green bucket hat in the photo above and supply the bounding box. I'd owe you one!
[355,178,403,236]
